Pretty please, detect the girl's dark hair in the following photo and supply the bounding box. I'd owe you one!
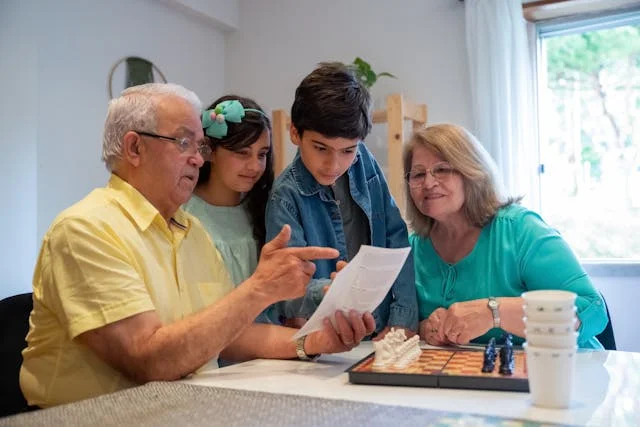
[197,95,273,250]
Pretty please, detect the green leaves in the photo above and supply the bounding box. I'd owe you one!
[349,57,396,89]
[546,25,640,86]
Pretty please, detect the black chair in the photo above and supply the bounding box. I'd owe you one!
[0,292,33,417]
[596,294,616,351]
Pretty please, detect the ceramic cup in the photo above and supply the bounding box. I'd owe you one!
[522,290,576,312]
[525,332,578,348]
[524,305,577,322]
[524,343,577,409]
[524,317,578,335]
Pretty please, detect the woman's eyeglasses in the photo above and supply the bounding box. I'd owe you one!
[405,162,455,189]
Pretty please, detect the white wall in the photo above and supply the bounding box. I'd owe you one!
[1,1,39,298]
[225,0,472,166]
[165,0,239,31]
[37,0,227,240]
[1,0,227,299]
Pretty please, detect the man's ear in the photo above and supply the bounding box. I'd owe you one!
[289,124,301,147]
[123,131,142,167]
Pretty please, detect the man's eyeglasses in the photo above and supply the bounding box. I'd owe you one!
[135,131,212,158]
[405,162,455,189]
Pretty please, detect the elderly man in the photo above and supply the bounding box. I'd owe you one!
[20,83,375,408]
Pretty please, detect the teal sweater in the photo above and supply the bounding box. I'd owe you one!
[410,204,608,349]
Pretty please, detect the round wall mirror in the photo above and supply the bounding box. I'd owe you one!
[108,56,167,99]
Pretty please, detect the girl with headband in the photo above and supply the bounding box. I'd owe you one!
[184,95,273,314]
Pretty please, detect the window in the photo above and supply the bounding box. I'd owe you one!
[536,10,640,261]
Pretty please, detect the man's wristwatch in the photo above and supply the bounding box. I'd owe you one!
[295,335,320,361]
[487,297,501,328]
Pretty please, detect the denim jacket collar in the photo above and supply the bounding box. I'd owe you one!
[291,149,362,200]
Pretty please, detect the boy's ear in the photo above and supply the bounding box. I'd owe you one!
[289,124,301,147]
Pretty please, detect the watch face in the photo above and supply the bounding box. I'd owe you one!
[488,299,498,309]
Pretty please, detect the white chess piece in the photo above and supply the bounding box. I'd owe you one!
[393,335,421,369]
[373,340,395,368]
[373,329,421,369]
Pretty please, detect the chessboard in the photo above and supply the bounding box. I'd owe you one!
[347,348,528,392]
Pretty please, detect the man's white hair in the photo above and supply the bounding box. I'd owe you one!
[102,83,202,171]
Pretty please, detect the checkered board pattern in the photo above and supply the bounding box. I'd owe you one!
[347,349,529,392]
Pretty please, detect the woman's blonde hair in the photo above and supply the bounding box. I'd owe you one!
[403,124,519,237]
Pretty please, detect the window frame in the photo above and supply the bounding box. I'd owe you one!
[533,8,640,273]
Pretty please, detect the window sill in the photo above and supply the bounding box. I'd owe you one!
[581,260,640,278]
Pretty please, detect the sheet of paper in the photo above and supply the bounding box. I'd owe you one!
[292,245,411,340]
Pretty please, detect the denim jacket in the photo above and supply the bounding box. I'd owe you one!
[264,143,418,333]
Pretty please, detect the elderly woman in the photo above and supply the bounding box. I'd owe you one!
[404,124,608,349]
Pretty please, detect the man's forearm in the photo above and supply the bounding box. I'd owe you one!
[96,279,272,382]
[149,285,266,377]
[220,323,299,362]
[82,226,339,383]
[221,317,341,362]
[221,310,375,363]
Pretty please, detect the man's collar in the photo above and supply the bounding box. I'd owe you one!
[171,211,189,230]
[108,174,190,233]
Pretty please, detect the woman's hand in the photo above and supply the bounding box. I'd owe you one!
[438,300,493,345]
[419,308,448,345]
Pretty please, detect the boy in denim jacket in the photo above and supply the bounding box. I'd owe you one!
[264,62,418,337]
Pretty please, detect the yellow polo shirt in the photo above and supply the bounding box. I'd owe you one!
[20,174,234,407]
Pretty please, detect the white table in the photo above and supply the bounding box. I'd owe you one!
[182,342,640,426]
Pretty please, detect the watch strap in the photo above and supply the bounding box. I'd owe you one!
[488,297,501,328]
[295,335,319,361]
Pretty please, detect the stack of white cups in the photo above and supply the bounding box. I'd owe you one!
[522,290,578,409]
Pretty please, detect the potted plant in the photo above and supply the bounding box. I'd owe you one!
[348,57,396,89]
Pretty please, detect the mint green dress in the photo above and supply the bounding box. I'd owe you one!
[410,204,608,349]
[183,195,257,286]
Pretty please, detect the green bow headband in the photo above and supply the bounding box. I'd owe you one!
[202,100,268,139]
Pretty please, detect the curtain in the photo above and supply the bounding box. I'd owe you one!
[465,0,539,208]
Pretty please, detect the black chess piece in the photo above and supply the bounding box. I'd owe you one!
[481,337,497,373]
[499,334,514,375]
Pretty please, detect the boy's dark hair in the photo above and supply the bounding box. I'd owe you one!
[291,62,372,140]
[197,94,273,250]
